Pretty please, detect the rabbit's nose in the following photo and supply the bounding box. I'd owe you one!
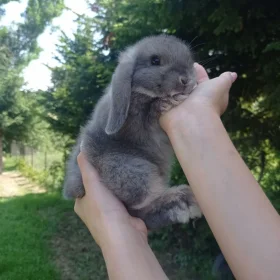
[179,76,188,86]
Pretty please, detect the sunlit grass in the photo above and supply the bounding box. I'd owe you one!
[0,193,72,280]
[3,156,17,172]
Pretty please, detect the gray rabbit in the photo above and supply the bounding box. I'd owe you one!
[63,35,202,230]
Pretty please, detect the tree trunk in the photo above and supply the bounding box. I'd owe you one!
[0,130,3,174]
[19,144,25,158]
[44,150,47,170]
[31,147,34,168]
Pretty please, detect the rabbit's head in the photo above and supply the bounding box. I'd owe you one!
[106,35,196,134]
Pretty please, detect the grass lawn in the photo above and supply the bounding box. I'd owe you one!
[0,185,199,280]
[0,190,213,280]
[0,193,68,280]
[0,192,109,280]
[0,157,108,280]
[0,157,217,280]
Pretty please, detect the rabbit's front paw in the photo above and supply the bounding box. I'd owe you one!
[159,94,188,114]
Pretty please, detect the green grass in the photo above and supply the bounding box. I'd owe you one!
[0,157,108,279]
[0,189,209,280]
[3,156,17,172]
[0,186,108,280]
[0,157,219,280]
[0,194,72,280]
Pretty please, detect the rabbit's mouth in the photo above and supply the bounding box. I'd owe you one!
[170,84,197,97]
[169,80,197,97]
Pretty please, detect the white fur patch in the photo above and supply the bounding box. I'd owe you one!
[189,205,203,219]
[174,206,190,223]
[134,87,158,98]
[172,204,202,224]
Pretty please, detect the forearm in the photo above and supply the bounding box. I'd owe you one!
[165,109,280,280]
[100,224,168,280]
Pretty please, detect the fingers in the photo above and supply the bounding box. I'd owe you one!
[77,152,121,206]
[77,152,100,193]
[194,62,237,89]
[220,72,237,84]
[194,62,209,83]
[212,72,237,91]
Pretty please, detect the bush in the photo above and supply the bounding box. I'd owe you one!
[16,158,65,192]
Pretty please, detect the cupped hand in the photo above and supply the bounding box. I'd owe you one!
[160,63,237,131]
[74,153,147,248]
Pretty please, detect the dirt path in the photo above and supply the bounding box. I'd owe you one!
[0,171,46,197]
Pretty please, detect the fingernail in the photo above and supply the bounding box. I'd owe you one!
[230,72,237,82]
[193,62,200,67]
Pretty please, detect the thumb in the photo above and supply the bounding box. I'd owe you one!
[194,62,209,83]
[77,152,100,193]
[77,152,121,206]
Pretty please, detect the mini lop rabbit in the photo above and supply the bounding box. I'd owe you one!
[64,35,202,229]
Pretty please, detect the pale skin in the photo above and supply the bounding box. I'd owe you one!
[75,63,280,280]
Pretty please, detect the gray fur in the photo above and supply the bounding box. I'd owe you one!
[63,35,202,230]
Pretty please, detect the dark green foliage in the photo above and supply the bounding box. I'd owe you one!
[149,221,219,279]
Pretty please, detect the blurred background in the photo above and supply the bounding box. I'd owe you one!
[0,0,279,279]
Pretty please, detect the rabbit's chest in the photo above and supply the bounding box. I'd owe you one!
[145,124,174,171]
[150,129,171,153]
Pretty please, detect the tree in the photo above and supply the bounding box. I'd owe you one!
[46,0,280,188]
[43,19,114,139]
[0,0,64,173]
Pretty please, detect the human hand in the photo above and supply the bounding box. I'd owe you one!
[160,63,237,131]
[74,152,147,249]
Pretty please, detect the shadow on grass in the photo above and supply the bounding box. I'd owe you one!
[52,207,108,280]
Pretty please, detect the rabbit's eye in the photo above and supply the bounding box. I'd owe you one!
[151,55,161,66]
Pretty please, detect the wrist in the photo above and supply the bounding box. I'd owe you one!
[100,222,168,280]
[101,224,150,270]
[98,220,148,252]
[160,104,220,136]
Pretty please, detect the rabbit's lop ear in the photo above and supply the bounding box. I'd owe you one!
[105,61,134,135]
